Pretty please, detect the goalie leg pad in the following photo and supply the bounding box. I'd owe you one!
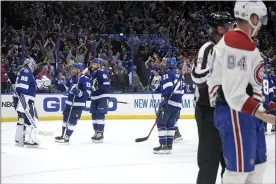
[22,101,35,126]
[24,125,40,145]
[15,117,25,145]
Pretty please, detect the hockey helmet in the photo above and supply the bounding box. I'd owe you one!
[23,57,37,72]
[72,63,84,72]
[234,0,267,36]
[208,12,234,30]
[264,63,271,69]
[93,58,103,65]
[167,58,177,68]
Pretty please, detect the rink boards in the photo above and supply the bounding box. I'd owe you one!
[1,94,195,122]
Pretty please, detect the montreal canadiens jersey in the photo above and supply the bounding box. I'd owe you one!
[14,68,37,101]
[207,29,264,115]
[161,69,185,110]
[262,72,275,104]
[90,69,111,100]
[65,75,91,108]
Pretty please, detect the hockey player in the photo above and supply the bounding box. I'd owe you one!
[90,58,111,143]
[14,58,40,146]
[174,64,185,142]
[207,1,275,183]
[191,12,233,184]
[153,58,185,154]
[55,63,91,143]
[262,64,276,133]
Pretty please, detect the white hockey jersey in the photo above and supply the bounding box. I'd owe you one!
[207,29,264,115]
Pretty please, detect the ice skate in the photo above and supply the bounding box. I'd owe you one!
[93,132,104,143]
[271,125,275,133]
[153,145,171,154]
[15,140,24,147]
[55,135,69,143]
[91,131,98,141]
[174,129,183,143]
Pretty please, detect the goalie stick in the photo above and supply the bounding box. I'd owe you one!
[135,75,182,143]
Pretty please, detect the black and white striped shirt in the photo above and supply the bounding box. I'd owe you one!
[191,41,215,106]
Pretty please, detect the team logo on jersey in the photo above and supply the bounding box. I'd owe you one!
[254,62,264,85]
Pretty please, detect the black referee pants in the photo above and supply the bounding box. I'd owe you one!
[195,105,226,184]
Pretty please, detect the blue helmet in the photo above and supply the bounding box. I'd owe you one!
[72,63,84,72]
[265,64,271,70]
[93,58,103,65]
[167,58,177,68]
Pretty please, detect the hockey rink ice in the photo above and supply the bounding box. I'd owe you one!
[2,120,275,183]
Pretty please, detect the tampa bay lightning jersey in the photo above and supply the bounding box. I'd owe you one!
[90,68,111,100]
[161,69,185,110]
[262,71,275,104]
[65,75,91,108]
[15,68,37,101]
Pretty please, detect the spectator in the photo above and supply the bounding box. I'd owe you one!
[1,61,8,93]
[7,64,18,89]
[129,66,144,92]
[43,38,56,67]
[76,42,88,64]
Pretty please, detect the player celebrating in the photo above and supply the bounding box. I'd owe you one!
[90,58,111,143]
[262,64,276,133]
[153,58,185,154]
[55,63,91,143]
[207,1,275,183]
[14,58,40,147]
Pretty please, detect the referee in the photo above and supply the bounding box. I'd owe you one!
[191,12,234,184]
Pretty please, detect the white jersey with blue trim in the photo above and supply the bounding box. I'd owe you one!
[161,69,185,110]
[14,68,37,101]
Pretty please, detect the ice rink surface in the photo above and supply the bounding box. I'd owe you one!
[2,120,275,183]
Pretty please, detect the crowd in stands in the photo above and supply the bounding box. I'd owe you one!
[1,1,276,94]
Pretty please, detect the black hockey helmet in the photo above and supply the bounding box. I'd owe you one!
[208,12,234,30]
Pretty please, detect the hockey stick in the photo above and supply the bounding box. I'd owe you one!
[135,75,182,143]
[63,68,89,138]
[109,99,129,104]
[151,90,157,115]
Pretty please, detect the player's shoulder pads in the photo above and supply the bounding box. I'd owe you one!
[224,30,256,51]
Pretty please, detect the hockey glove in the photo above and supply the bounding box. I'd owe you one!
[160,97,169,111]
[264,102,275,112]
[149,85,156,92]
[72,88,83,97]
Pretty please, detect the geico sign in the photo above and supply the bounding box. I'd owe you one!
[43,97,117,112]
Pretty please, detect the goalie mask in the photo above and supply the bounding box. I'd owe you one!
[23,58,37,72]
